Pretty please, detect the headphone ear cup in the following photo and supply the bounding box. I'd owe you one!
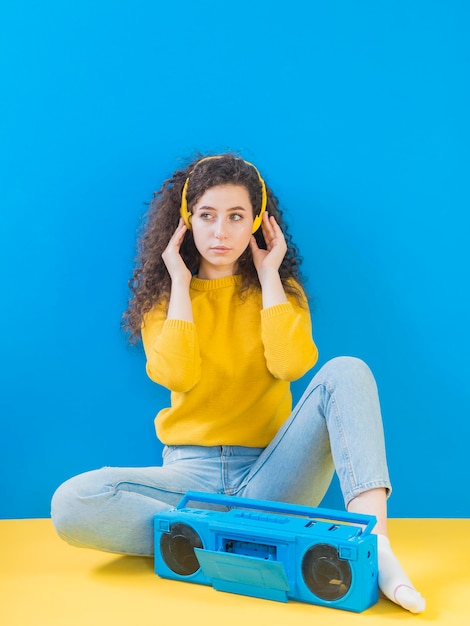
[180,178,192,229]
[252,212,263,233]
[181,210,192,229]
[251,168,267,233]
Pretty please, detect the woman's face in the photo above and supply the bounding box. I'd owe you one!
[191,184,254,279]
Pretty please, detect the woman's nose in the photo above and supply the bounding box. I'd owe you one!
[214,219,227,239]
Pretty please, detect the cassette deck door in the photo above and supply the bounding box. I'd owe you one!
[194,548,290,602]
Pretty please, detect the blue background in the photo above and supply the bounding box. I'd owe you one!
[1,1,469,519]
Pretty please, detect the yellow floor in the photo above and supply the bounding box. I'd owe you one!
[1,518,469,625]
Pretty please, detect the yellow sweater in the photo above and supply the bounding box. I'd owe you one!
[142,275,318,447]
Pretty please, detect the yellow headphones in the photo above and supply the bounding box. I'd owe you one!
[179,156,267,233]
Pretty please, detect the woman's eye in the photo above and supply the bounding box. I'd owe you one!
[197,212,244,222]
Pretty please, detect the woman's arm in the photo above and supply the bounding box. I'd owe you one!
[142,220,201,391]
[251,213,318,379]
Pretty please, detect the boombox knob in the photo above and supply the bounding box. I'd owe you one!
[160,522,203,576]
[301,543,353,601]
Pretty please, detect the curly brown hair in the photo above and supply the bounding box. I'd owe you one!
[123,152,306,342]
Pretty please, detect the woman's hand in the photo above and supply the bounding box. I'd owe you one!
[162,219,192,285]
[250,212,287,278]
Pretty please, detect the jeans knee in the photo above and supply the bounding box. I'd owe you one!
[50,478,79,542]
[50,471,103,545]
[324,355,372,375]
[319,356,377,391]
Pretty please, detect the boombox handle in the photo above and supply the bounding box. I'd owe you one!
[177,491,377,536]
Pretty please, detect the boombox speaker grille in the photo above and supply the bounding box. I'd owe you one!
[160,522,203,576]
[301,543,352,601]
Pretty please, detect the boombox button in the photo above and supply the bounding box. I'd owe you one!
[339,545,358,561]
[234,512,289,524]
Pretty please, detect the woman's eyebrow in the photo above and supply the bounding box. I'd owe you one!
[196,205,248,212]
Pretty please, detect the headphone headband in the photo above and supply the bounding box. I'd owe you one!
[179,156,267,233]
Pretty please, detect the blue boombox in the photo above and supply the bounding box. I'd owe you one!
[154,491,378,613]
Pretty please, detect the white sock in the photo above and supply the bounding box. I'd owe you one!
[377,534,426,613]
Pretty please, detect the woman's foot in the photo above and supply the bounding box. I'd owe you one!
[377,534,425,613]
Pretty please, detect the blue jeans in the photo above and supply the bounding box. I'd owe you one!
[51,357,391,556]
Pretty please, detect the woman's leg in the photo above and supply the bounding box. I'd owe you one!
[51,446,231,556]
[51,466,180,556]
[237,356,424,613]
[238,357,390,505]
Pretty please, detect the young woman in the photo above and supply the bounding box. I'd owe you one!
[51,154,425,613]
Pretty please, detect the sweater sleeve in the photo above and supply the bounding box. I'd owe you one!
[260,297,318,381]
[141,307,202,392]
